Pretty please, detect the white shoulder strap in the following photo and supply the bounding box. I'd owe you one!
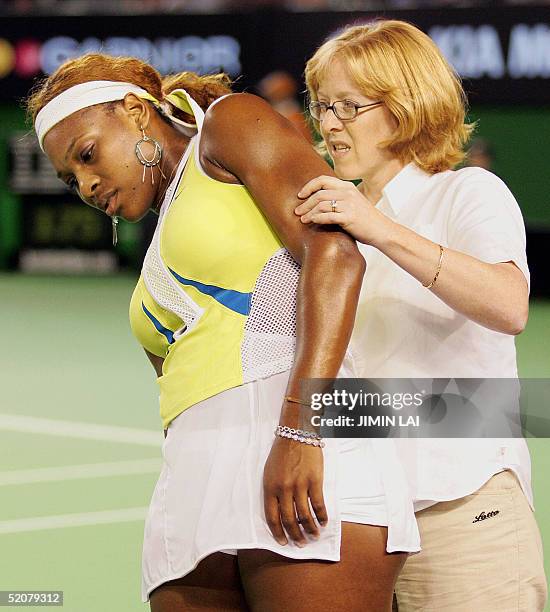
[163,89,206,131]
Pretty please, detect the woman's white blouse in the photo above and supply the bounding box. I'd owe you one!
[348,162,533,523]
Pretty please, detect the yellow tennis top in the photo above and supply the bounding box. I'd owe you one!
[129,137,299,428]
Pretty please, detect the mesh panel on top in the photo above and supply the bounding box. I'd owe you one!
[242,248,300,382]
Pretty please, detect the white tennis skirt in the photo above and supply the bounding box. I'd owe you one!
[141,370,390,602]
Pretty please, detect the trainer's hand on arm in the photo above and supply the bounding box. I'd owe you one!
[296,175,381,244]
[202,94,365,547]
[296,175,528,335]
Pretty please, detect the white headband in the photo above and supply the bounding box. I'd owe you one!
[35,80,204,151]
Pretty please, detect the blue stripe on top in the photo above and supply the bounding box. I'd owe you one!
[142,302,175,344]
[169,268,251,316]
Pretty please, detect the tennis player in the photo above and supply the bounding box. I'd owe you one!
[27,54,416,611]
[297,20,547,611]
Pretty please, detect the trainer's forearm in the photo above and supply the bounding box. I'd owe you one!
[370,214,528,335]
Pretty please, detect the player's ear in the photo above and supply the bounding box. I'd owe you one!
[121,93,150,130]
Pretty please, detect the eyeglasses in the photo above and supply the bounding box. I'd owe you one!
[308,99,383,121]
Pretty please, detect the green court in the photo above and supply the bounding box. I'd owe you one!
[1,273,549,611]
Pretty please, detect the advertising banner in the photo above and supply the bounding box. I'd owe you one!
[1,8,550,104]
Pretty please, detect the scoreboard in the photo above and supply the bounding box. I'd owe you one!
[8,131,119,273]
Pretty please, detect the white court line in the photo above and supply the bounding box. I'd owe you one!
[0,458,162,486]
[0,414,162,446]
[0,507,149,535]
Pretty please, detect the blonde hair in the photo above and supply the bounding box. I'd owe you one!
[25,53,232,127]
[305,20,475,174]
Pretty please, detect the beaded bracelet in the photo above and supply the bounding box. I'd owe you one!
[275,425,325,448]
[277,425,322,440]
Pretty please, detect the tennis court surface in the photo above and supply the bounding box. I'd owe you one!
[1,274,548,611]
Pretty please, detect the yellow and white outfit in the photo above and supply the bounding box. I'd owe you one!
[128,114,300,430]
[130,97,421,602]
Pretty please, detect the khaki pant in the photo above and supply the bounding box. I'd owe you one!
[395,470,548,611]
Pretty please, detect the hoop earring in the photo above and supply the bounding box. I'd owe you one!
[135,126,166,185]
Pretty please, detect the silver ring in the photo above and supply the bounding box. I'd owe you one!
[330,199,338,213]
